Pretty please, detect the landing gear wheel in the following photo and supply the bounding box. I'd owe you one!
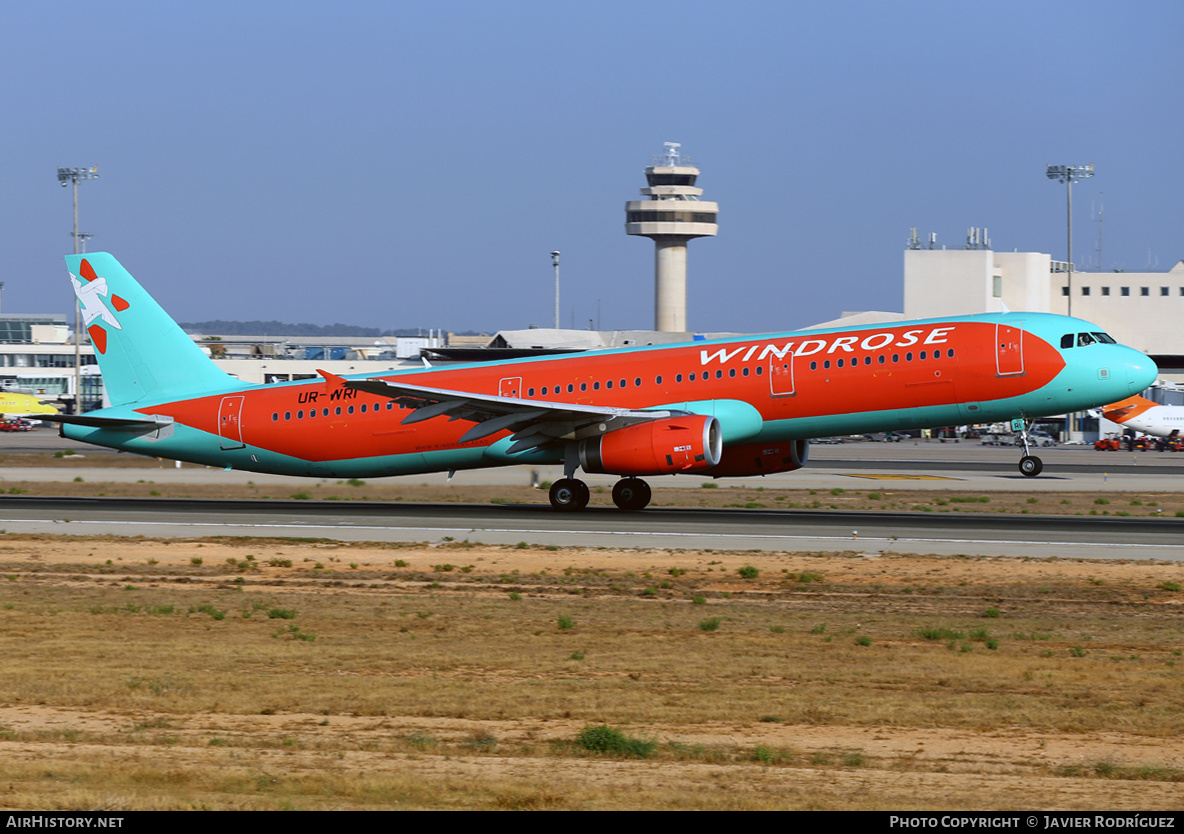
[1019,455,1043,478]
[612,477,652,511]
[549,478,590,511]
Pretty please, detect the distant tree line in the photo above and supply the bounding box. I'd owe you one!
[179,320,485,337]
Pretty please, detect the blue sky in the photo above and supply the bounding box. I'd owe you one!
[3,1,1181,334]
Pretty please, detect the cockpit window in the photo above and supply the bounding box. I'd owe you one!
[1062,332,1116,349]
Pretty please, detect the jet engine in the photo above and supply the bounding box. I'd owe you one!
[702,437,809,477]
[579,415,722,476]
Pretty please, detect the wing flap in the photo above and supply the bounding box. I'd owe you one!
[342,377,679,453]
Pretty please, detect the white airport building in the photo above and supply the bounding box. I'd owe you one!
[901,240,1184,372]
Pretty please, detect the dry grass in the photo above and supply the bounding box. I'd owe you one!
[1,534,1183,809]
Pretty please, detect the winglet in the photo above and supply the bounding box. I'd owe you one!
[317,368,346,386]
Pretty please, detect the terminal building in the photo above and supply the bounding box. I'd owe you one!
[0,323,442,413]
[901,231,1184,375]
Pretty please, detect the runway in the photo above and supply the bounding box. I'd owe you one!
[2,432,1182,559]
[2,495,1182,561]
[3,430,1182,492]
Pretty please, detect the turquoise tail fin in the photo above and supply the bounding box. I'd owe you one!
[64,253,240,406]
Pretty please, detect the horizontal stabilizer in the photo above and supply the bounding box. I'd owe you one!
[41,414,174,431]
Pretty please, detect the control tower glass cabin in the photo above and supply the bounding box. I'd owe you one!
[624,144,718,332]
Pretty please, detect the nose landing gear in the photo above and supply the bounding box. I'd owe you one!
[1016,421,1043,477]
[1019,454,1043,477]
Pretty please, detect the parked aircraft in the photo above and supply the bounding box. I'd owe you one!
[47,253,1157,510]
[1100,395,1184,438]
[0,391,60,418]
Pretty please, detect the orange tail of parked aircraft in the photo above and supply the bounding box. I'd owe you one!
[1101,395,1184,438]
[49,253,1159,510]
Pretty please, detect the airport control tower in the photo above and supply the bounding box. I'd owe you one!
[625,143,718,332]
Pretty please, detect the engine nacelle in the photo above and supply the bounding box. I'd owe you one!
[702,437,810,477]
[579,415,722,476]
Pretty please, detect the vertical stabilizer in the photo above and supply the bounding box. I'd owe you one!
[65,253,240,406]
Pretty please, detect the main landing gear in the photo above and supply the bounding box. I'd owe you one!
[548,478,590,511]
[547,476,653,511]
[611,477,651,511]
[1015,421,1043,478]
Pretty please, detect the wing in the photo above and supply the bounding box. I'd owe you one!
[326,370,681,455]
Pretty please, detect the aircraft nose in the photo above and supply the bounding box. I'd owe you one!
[1119,346,1158,394]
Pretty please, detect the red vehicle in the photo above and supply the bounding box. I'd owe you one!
[1094,436,1122,451]
[0,419,33,432]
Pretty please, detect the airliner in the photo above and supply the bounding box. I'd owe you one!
[1101,395,1184,438]
[0,391,59,418]
[46,253,1157,511]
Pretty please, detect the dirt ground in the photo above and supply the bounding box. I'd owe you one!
[2,534,1183,810]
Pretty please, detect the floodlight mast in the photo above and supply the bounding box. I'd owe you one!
[551,251,561,330]
[56,166,99,414]
[1045,164,1094,317]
